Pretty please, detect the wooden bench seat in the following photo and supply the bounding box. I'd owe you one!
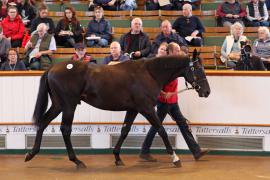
[204,27,259,36]
[188,46,218,69]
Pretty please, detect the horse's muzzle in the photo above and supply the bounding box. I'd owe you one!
[199,89,210,98]
[203,90,211,98]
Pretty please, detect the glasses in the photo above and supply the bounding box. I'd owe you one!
[8,53,17,56]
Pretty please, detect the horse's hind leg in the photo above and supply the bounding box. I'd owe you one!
[25,105,61,162]
[113,110,138,166]
[61,106,86,169]
[141,109,181,167]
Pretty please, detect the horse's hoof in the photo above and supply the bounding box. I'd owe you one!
[76,162,87,169]
[25,152,34,162]
[173,160,182,168]
[115,160,125,166]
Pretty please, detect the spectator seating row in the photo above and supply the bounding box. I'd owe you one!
[16,46,224,69]
[45,0,145,11]
[49,9,270,28]
[49,10,217,27]
[112,27,260,46]
[44,0,248,11]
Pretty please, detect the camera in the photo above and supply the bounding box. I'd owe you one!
[237,41,253,70]
[240,41,252,55]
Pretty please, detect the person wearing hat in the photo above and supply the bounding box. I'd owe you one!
[71,43,96,64]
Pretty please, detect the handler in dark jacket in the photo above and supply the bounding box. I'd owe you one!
[119,17,151,59]
[86,6,112,47]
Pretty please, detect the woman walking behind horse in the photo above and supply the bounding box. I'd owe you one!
[140,42,209,161]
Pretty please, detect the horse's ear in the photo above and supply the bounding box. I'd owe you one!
[192,49,198,61]
[197,50,200,57]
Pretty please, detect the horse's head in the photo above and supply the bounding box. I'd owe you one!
[184,49,211,97]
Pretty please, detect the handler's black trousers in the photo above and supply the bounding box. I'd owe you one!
[141,101,201,157]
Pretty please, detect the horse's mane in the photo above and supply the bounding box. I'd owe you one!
[145,55,190,71]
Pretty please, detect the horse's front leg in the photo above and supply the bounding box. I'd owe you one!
[113,110,138,166]
[141,108,181,167]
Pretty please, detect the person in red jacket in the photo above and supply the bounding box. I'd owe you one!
[71,43,96,64]
[1,6,25,47]
[140,42,209,162]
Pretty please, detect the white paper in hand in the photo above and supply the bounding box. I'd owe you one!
[185,36,194,42]
[86,36,101,40]
[158,0,171,6]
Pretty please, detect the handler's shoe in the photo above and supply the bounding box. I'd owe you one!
[139,153,157,162]
[194,149,210,161]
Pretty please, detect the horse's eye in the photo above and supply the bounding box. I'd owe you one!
[191,67,195,71]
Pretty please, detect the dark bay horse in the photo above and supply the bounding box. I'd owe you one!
[25,51,210,168]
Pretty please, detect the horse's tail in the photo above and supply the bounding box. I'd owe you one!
[33,71,49,126]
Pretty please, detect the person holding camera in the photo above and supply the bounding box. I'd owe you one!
[220,22,247,68]
[252,26,270,69]
[119,17,151,60]
[236,40,266,70]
